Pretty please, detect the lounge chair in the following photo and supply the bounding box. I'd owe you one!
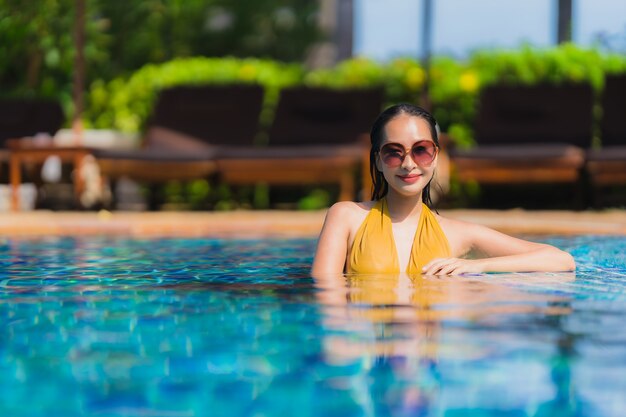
[215,86,384,201]
[0,98,64,144]
[93,84,264,209]
[586,74,626,205]
[0,98,65,168]
[0,99,65,209]
[449,83,594,205]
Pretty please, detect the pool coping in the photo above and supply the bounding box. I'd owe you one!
[0,209,624,238]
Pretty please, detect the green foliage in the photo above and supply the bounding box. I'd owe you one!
[298,189,331,211]
[429,44,626,144]
[84,44,626,151]
[96,0,321,76]
[304,57,426,105]
[0,0,321,117]
[428,56,476,134]
[85,57,304,132]
[0,0,109,115]
[384,58,427,104]
[468,44,609,90]
[200,0,321,61]
[304,57,386,88]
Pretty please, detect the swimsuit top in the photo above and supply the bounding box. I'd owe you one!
[347,198,451,274]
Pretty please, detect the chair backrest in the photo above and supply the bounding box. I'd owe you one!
[268,87,384,146]
[0,99,65,147]
[148,84,264,146]
[600,74,626,147]
[475,83,594,147]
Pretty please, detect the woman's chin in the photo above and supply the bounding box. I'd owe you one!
[388,184,426,198]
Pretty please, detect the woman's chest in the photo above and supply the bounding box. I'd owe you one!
[391,222,418,269]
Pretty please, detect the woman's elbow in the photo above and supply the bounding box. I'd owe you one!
[554,248,576,271]
[563,251,576,271]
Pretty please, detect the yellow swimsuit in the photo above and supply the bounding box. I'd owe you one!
[347,198,451,274]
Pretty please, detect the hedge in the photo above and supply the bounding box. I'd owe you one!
[85,44,626,148]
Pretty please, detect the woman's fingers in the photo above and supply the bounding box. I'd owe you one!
[421,258,444,274]
[439,261,463,275]
[422,258,458,275]
[422,258,481,275]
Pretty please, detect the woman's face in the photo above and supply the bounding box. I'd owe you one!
[376,114,438,197]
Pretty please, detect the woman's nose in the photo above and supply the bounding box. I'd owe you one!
[400,150,417,170]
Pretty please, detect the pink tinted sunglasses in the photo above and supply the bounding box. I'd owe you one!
[379,140,438,167]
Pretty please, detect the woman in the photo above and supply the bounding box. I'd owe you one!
[311,103,575,276]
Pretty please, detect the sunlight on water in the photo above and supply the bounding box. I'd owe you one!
[0,237,625,417]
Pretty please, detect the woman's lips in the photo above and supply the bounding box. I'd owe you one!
[397,174,422,184]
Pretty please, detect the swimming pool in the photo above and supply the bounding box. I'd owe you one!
[1,236,625,417]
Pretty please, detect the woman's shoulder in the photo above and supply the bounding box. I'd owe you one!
[435,212,479,236]
[317,201,374,245]
[435,212,488,233]
[326,200,374,217]
[435,212,464,227]
[324,200,375,227]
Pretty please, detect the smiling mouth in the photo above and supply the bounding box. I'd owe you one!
[397,174,422,183]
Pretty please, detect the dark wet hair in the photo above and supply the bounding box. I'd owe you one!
[369,103,441,206]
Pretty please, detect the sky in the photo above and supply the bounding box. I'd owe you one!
[353,0,626,60]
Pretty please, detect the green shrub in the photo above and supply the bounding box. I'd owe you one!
[431,44,626,145]
[80,45,626,209]
[84,45,626,150]
[85,57,304,133]
[304,57,386,88]
[304,57,426,105]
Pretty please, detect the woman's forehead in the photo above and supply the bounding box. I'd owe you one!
[383,115,433,143]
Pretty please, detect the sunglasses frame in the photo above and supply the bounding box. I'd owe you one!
[378,140,439,168]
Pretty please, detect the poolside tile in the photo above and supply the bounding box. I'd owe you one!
[0,209,625,237]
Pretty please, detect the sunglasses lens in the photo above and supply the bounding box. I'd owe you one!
[380,145,404,167]
[411,142,436,166]
[380,141,437,167]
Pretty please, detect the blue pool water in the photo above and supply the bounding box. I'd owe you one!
[1,236,626,417]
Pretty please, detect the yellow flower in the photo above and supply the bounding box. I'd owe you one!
[238,64,257,81]
[459,71,479,92]
[405,67,425,89]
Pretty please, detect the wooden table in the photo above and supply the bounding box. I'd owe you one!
[8,139,92,211]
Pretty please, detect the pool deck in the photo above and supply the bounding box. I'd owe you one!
[0,208,625,237]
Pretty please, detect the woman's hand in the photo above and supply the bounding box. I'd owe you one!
[422,246,576,275]
[422,258,486,275]
[438,219,576,274]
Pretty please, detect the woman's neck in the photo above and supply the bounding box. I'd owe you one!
[385,190,423,222]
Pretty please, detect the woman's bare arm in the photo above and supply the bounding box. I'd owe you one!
[311,202,353,277]
[424,220,575,275]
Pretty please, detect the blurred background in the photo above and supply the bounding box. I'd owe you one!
[1,0,625,211]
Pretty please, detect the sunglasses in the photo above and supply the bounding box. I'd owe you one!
[379,140,438,168]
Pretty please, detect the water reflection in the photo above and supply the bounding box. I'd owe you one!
[313,272,585,416]
[315,272,575,322]
[315,272,575,361]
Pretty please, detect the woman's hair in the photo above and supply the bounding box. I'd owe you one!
[369,103,441,206]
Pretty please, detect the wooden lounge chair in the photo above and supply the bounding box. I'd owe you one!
[586,74,626,205]
[93,84,264,208]
[215,86,384,201]
[449,83,593,204]
[0,98,65,167]
[0,99,64,143]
